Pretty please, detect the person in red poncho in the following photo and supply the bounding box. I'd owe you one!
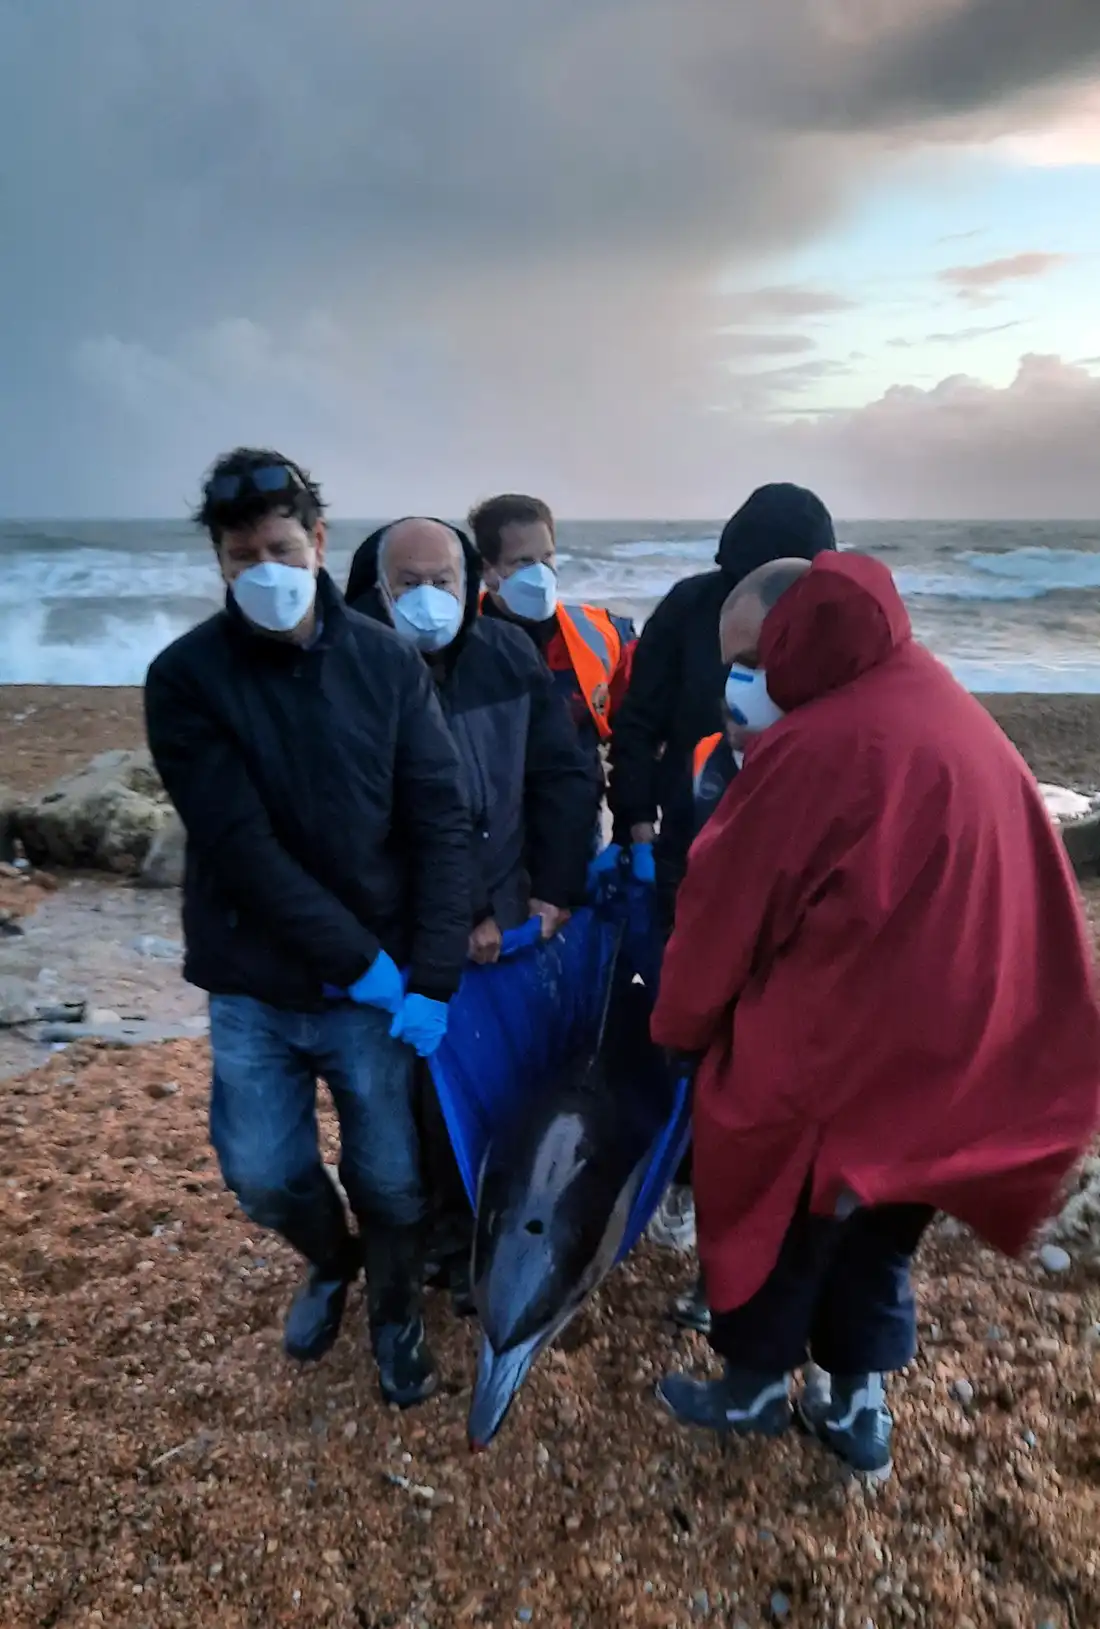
[653,550,1100,1479]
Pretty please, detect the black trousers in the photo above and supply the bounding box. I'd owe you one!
[414,1065,473,1267]
[709,1198,934,1375]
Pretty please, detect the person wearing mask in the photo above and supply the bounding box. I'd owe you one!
[144,449,472,1410]
[610,483,838,1325]
[467,494,637,802]
[652,552,1100,1480]
[609,482,837,923]
[346,517,599,1301]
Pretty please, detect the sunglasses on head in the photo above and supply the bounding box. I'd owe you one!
[206,463,307,504]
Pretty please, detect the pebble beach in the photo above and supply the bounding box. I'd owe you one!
[1,684,1098,1629]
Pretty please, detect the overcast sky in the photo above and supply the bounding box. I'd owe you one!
[3,0,1100,519]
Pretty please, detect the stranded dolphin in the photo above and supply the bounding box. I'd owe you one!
[466,968,682,1448]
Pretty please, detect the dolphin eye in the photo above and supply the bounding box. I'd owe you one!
[524,1219,545,1236]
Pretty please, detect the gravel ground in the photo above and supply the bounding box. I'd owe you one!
[2,1038,1098,1629]
[2,686,1100,1627]
[3,687,1100,795]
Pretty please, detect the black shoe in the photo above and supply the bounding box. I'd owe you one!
[669,1273,711,1335]
[374,1317,439,1408]
[284,1266,355,1362]
[656,1362,792,1437]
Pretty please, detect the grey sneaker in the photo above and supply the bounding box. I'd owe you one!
[647,1184,697,1252]
[656,1363,792,1437]
[668,1272,710,1335]
[797,1367,893,1479]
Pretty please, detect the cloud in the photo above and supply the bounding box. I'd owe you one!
[991,82,1100,166]
[939,252,1070,289]
[775,355,1100,518]
[721,332,819,357]
[889,321,1023,347]
[721,286,857,324]
[2,1,1100,514]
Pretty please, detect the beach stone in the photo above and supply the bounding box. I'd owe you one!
[12,750,172,875]
[132,934,182,961]
[136,809,186,889]
[1040,785,1100,877]
[1038,1244,1072,1275]
[0,975,39,1027]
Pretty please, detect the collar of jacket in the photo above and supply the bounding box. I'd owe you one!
[480,592,556,649]
[222,567,349,658]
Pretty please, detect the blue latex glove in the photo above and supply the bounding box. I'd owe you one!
[586,842,622,894]
[631,841,656,885]
[389,993,449,1058]
[346,950,405,1016]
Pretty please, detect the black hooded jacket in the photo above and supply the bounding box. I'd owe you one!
[347,524,599,929]
[607,484,837,918]
[144,569,472,1008]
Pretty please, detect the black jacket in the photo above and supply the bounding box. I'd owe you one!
[144,569,472,1008]
[347,526,598,927]
[608,484,836,913]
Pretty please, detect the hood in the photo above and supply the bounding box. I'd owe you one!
[760,552,912,713]
[346,519,482,634]
[716,483,837,583]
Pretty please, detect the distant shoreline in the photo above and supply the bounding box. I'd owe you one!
[3,685,1100,797]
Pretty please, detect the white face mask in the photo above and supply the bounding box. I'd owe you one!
[390,584,463,653]
[498,562,558,622]
[724,663,785,733]
[231,561,317,633]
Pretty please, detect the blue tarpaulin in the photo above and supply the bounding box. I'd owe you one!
[428,882,691,1263]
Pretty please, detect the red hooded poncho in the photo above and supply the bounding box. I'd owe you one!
[652,552,1100,1314]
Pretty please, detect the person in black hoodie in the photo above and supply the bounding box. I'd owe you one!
[608,483,837,1332]
[609,484,837,928]
[144,449,473,1409]
[346,517,599,1300]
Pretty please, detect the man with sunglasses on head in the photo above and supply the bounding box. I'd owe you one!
[144,447,472,1409]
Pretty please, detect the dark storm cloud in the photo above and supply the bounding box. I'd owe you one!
[1,0,1099,514]
[5,1,1097,291]
[834,0,1100,127]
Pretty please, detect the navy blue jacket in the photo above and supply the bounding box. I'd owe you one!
[348,527,599,928]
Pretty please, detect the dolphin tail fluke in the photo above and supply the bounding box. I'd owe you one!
[467,1333,543,1449]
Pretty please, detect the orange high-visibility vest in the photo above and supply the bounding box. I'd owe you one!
[692,733,723,794]
[554,603,622,742]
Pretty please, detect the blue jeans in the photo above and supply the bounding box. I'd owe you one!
[208,995,424,1268]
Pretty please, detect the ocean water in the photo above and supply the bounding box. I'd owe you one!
[2,518,1100,691]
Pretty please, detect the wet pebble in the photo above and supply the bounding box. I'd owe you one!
[131,935,183,960]
[769,1591,791,1621]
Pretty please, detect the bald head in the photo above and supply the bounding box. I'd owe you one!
[719,557,811,667]
[380,517,465,600]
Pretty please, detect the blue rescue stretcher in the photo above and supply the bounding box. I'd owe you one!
[428,877,692,1265]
